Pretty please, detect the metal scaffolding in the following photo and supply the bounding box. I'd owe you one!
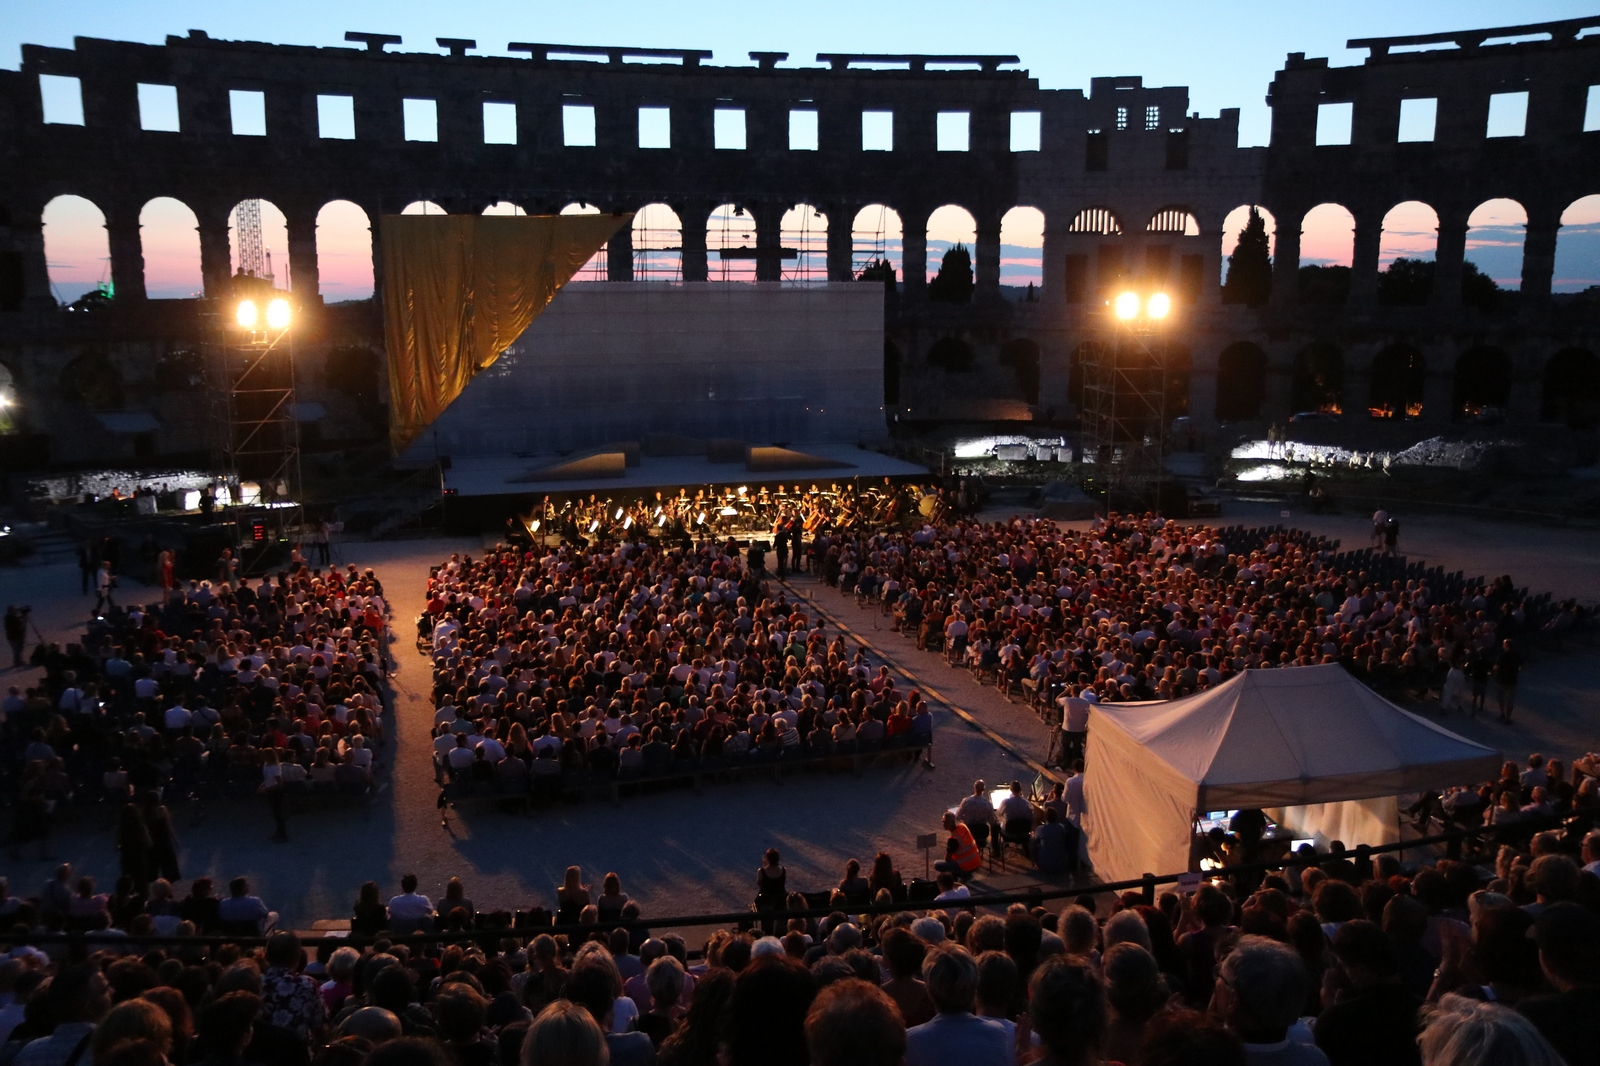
[1080,316,1170,514]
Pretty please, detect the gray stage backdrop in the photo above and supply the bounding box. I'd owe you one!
[408,282,885,457]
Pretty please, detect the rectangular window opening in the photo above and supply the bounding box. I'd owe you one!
[1486,90,1529,138]
[638,106,671,148]
[862,109,894,151]
[230,89,267,137]
[714,107,746,150]
[1085,130,1108,171]
[317,94,355,139]
[1115,106,1128,131]
[789,108,818,150]
[1315,101,1353,145]
[1586,85,1600,132]
[137,83,180,132]
[1397,97,1437,142]
[1165,129,1189,170]
[1010,110,1041,152]
[1144,105,1160,131]
[402,98,438,142]
[483,101,517,144]
[563,103,596,147]
[38,73,84,126]
[936,111,970,152]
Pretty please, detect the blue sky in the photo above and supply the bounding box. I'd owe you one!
[8,0,1595,148]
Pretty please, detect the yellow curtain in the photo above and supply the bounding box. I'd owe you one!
[381,212,629,452]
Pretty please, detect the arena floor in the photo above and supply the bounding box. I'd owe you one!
[3,501,1597,932]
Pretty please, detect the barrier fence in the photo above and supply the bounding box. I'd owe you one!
[6,809,1585,954]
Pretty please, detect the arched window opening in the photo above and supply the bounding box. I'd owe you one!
[998,338,1041,404]
[633,203,682,282]
[926,335,975,373]
[1465,198,1527,292]
[481,201,527,216]
[1290,343,1344,415]
[779,203,828,285]
[560,202,607,280]
[315,200,373,302]
[1541,348,1600,427]
[1453,347,1512,420]
[999,206,1044,296]
[851,204,902,280]
[1299,203,1354,306]
[138,197,203,299]
[227,199,288,287]
[708,203,757,283]
[1553,195,1600,293]
[1214,342,1267,421]
[1368,345,1426,419]
[1146,208,1199,236]
[42,194,110,306]
[1067,208,1121,235]
[401,201,446,215]
[926,205,977,286]
[1220,206,1275,302]
[1376,201,1440,306]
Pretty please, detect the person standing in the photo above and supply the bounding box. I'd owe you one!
[1494,639,1523,724]
[114,802,152,893]
[157,551,175,605]
[78,542,95,595]
[93,561,115,615]
[3,606,26,669]
[141,791,181,881]
[316,520,332,565]
[261,749,288,842]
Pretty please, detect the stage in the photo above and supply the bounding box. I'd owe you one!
[440,444,930,499]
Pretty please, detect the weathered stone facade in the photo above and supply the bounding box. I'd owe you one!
[0,16,1596,464]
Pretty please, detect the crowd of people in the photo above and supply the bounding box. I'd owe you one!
[804,511,1578,720]
[0,818,1596,1066]
[420,541,935,799]
[2,558,393,857]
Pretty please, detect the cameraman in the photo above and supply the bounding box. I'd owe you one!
[3,605,27,669]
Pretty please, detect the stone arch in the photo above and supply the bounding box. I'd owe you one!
[780,203,828,284]
[708,202,757,282]
[1221,205,1277,259]
[481,201,527,215]
[560,202,607,280]
[633,202,681,281]
[1290,342,1344,415]
[401,201,447,215]
[1465,198,1527,291]
[1541,348,1600,427]
[1452,346,1512,418]
[926,335,974,373]
[1378,200,1439,267]
[999,206,1045,291]
[998,338,1041,404]
[42,193,110,305]
[315,200,373,302]
[1552,194,1600,293]
[1146,207,1200,236]
[227,199,288,284]
[1368,344,1426,419]
[1214,341,1268,421]
[926,204,977,284]
[1067,207,1122,235]
[138,196,203,299]
[59,350,123,410]
[1298,203,1354,306]
[851,204,902,279]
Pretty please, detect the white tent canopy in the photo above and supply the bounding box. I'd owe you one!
[1081,664,1502,884]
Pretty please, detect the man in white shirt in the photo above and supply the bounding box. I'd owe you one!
[1058,687,1091,765]
[957,780,997,832]
[386,875,434,934]
[1064,763,1087,824]
[932,872,971,902]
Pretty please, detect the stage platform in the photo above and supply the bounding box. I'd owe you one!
[442,444,930,499]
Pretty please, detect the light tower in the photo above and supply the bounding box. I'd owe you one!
[1081,289,1174,515]
[222,294,302,572]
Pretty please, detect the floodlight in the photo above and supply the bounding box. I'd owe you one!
[266,297,291,330]
[1113,291,1140,320]
[236,300,259,328]
[1147,292,1171,319]
[0,395,11,409]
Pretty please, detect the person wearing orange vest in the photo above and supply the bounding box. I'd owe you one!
[935,811,982,879]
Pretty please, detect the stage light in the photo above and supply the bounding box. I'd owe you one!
[266,297,291,330]
[1113,292,1140,320]
[236,300,259,328]
[0,395,11,409]
[1147,292,1171,319]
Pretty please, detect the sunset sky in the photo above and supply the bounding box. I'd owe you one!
[13,0,1598,301]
